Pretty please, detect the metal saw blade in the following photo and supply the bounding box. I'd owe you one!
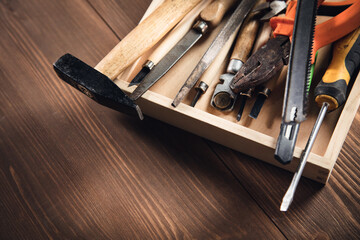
[282,0,318,123]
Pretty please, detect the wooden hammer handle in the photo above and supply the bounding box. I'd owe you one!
[95,0,202,80]
[200,0,238,27]
[150,0,212,64]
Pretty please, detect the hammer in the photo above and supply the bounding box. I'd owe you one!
[53,0,202,120]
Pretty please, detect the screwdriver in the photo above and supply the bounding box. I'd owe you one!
[280,27,360,212]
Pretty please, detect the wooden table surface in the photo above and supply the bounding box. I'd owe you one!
[1,0,359,239]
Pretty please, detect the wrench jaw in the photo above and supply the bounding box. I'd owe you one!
[53,54,143,120]
[211,73,238,111]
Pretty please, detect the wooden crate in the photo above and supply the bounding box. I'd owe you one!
[109,1,360,184]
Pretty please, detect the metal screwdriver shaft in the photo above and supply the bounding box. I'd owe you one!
[280,102,329,211]
[281,27,360,211]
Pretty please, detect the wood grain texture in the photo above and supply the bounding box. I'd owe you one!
[207,113,360,239]
[0,0,282,239]
[86,0,153,39]
[0,0,359,239]
[95,0,203,79]
[149,0,211,64]
[199,0,237,27]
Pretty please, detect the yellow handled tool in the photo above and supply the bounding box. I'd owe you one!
[281,27,360,212]
[315,27,360,111]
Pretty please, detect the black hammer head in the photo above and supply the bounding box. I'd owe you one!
[53,54,143,120]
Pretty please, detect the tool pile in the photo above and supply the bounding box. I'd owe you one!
[53,0,360,211]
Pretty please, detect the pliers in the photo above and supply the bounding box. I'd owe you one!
[230,0,360,164]
[230,0,360,94]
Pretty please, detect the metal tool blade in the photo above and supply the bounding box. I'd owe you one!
[252,1,287,21]
[282,0,318,123]
[172,0,257,107]
[236,95,248,121]
[130,22,207,101]
[274,122,300,164]
[280,102,329,211]
[249,94,267,119]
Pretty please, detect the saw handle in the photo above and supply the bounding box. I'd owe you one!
[95,0,203,80]
[315,27,360,111]
[200,0,238,27]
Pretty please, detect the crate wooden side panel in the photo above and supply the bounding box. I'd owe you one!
[116,79,338,183]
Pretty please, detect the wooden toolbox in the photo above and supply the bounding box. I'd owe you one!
[107,0,360,184]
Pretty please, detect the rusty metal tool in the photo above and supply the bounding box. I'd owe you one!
[129,0,211,86]
[249,87,271,119]
[231,33,290,119]
[210,0,283,114]
[235,89,252,121]
[130,0,239,101]
[246,22,274,121]
[252,0,287,21]
[229,34,290,94]
[249,71,280,119]
[230,0,360,95]
[237,21,273,120]
[172,0,257,107]
[209,13,260,110]
[191,26,240,108]
[96,0,203,80]
[53,0,202,119]
[281,28,360,211]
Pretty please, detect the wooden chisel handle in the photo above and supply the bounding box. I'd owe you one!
[95,0,203,80]
[230,14,260,62]
[200,0,238,27]
[150,0,212,65]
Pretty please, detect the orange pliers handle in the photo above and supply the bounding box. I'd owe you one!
[270,0,360,64]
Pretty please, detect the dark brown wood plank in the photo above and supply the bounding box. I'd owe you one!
[0,0,284,239]
[208,111,360,239]
[86,0,153,39]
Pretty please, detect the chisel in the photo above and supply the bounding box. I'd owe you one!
[95,0,203,80]
[281,27,360,211]
[172,0,257,107]
[130,0,239,101]
[129,0,212,86]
